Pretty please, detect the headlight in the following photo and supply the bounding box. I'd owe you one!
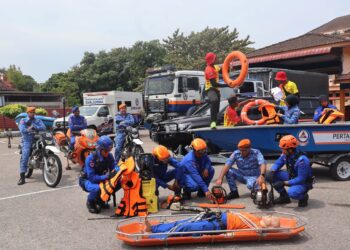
[178,123,191,131]
[45,139,54,145]
[165,124,177,132]
[131,133,139,139]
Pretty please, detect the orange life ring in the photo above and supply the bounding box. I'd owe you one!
[241,99,269,125]
[222,51,249,88]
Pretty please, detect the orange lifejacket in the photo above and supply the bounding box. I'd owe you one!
[241,100,279,125]
[226,212,261,230]
[318,109,344,124]
[115,171,148,217]
[258,102,280,125]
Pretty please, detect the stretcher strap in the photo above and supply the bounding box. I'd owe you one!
[235,213,259,230]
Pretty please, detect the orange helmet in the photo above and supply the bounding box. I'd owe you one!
[191,138,207,151]
[152,145,170,161]
[279,135,299,149]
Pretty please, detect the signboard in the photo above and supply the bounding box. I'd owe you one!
[84,95,114,105]
[312,131,350,145]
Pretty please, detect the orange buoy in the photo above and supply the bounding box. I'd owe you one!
[241,99,269,125]
[222,51,249,88]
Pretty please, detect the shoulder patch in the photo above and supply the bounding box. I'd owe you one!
[20,120,25,124]
[89,160,95,168]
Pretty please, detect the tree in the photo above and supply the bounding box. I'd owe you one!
[6,65,38,91]
[163,27,254,70]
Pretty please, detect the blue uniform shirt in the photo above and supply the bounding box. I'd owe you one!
[68,114,87,131]
[154,157,181,188]
[271,151,313,186]
[115,113,135,131]
[19,117,46,140]
[181,150,212,193]
[313,104,338,122]
[84,151,117,184]
[226,148,266,177]
[279,105,300,124]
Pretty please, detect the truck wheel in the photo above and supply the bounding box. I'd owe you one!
[331,156,350,181]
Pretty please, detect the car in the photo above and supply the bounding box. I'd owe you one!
[150,96,320,154]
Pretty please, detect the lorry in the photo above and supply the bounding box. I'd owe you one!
[53,91,143,134]
[144,66,329,122]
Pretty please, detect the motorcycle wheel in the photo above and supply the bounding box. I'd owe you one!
[43,154,62,188]
[133,145,144,163]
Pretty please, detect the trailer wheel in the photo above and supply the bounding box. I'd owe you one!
[331,156,350,181]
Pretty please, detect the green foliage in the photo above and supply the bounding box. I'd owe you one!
[0,104,27,119]
[6,65,38,91]
[35,107,48,116]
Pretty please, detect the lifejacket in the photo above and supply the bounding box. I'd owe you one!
[226,212,261,230]
[115,171,148,217]
[258,102,280,125]
[318,109,344,124]
[205,65,220,91]
[141,178,158,213]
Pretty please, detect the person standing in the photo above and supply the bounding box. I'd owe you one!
[275,71,299,106]
[18,107,46,185]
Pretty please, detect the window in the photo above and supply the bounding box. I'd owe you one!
[99,106,109,116]
[239,82,254,93]
[178,77,184,93]
[125,101,131,107]
[187,77,199,91]
[117,101,122,110]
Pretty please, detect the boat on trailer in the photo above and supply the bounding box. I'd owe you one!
[191,122,350,180]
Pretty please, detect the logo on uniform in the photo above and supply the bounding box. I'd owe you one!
[298,130,309,146]
[90,160,95,168]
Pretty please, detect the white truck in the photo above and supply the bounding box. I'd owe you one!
[53,91,143,134]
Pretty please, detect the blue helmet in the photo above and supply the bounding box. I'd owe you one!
[96,136,113,151]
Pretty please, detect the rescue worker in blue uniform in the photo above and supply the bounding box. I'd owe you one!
[114,103,135,163]
[313,95,338,122]
[276,94,300,124]
[215,139,267,199]
[266,135,313,207]
[68,106,87,150]
[80,136,120,213]
[152,145,183,194]
[18,107,46,185]
[181,138,214,200]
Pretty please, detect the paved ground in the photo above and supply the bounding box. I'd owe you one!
[1,130,350,250]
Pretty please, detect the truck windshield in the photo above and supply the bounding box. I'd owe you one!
[145,76,174,95]
[79,106,99,116]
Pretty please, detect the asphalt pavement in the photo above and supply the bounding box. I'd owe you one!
[0,130,350,250]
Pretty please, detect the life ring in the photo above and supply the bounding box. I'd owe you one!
[222,51,249,88]
[241,99,269,125]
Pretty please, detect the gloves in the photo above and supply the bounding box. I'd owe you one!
[107,171,118,180]
[273,181,285,189]
[26,120,33,126]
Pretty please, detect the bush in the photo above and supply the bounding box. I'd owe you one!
[35,107,48,116]
[0,104,27,119]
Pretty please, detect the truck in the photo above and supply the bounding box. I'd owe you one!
[144,66,329,123]
[53,91,143,134]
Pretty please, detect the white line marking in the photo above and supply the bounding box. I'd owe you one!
[0,184,79,201]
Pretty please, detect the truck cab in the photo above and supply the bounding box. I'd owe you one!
[144,66,205,120]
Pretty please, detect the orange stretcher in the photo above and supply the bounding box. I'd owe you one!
[116,211,307,247]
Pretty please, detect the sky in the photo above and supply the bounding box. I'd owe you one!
[1,0,349,83]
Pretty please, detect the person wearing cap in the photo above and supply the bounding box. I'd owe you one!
[266,135,313,207]
[114,103,135,163]
[181,138,215,200]
[18,107,46,185]
[152,145,183,194]
[275,71,299,106]
[313,95,338,122]
[68,106,87,151]
[204,52,228,129]
[215,139,266,200]
[79,135,121,213]
[276,94,301,124]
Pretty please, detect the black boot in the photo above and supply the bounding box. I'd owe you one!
[197,190,205,198]
[226,190,240,200]
[17,173,25,185]
[182,190,192,200]
[298,193,309,207]
[97,198,110,209]
[86,200,100,214]
[273,191,291,204]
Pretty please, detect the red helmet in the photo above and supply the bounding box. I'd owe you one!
[205,52,217,65]
[275,71,287,81]
[279,135,299,149]
[152,145,170,161]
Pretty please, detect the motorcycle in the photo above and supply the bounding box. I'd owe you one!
[53,128,99,169]
[24,131,63,187]
[121,126,144,163]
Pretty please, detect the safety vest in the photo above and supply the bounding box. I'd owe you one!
[115,171,148,217]
[224,106,240,127]
[318,109,344,124]
[259,103,280,125]
[205,65,220,91]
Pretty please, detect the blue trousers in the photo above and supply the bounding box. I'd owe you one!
[84,180,121,202]
[150,214,224,239]
[183,166,215,192]
[225,168,258,193]
[20,140,32,174]
[269,170,308,200]
[69,135,76,150]
[156,168,184,190]
[114,132,126,163]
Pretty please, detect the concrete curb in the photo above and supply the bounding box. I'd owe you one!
[0,131,21,138]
